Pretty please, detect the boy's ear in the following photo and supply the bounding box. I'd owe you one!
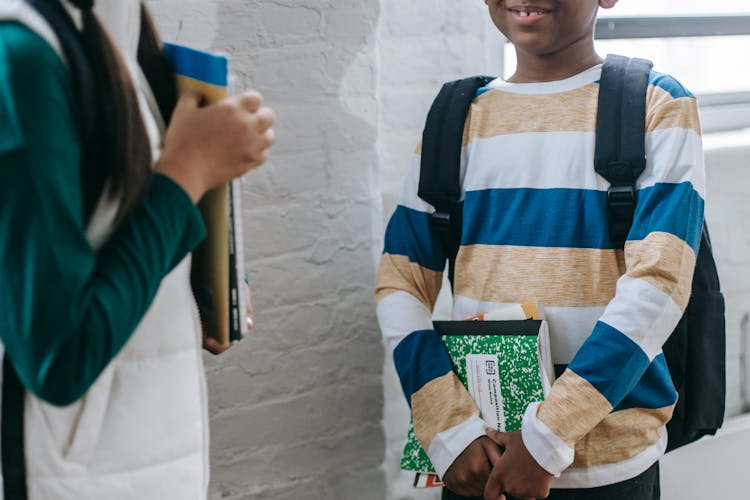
[599,0,618,8]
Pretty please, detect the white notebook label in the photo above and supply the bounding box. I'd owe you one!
[466,354,505,432]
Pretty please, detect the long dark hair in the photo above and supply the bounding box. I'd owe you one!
[70,0,174,222]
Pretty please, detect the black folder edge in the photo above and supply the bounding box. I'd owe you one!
[433,319,542,336]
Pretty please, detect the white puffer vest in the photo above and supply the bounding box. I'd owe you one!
[0,1,209,498]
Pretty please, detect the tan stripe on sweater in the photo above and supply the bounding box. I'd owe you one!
[625,232,696,311]
[646,86,701,135]
[537,370,613,447]
[571,406,674,467]
[411,372,479,450]
[462,84,600,145]
[455,245,625,307]
[375,253,443,309]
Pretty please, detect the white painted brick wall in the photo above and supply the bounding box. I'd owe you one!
[377,1,503,218]
[702,133,750,418]
[149,1,385,498]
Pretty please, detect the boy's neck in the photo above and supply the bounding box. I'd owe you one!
[508,38,602,83]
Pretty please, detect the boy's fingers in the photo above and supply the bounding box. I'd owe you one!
[482,438,503,466]
[485,428,509,448]
[483,467,506,500]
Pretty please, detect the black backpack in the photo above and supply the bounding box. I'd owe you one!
[1,2,177,499]
[417,55,726,453]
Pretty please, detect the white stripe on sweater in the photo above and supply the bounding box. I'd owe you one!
[599,275,683,361]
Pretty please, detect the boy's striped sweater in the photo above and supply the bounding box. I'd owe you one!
[375,64,705,488]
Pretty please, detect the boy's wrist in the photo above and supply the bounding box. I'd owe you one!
[426,413,488,479]
[521,402,573,477]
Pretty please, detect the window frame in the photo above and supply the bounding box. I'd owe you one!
[594,15,750,133]
[595,15,750,40]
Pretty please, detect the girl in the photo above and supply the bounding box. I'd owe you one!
[0,0,274,498]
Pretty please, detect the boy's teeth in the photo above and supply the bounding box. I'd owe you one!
[517,10,545,17]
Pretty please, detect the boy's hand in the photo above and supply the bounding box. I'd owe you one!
[442,436,503,497]
[483,429,553,500]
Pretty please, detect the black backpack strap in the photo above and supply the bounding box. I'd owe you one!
[27,0,107,221]
[2,356,28,500]
[26,0,99,157]
[136,4,177,125]
[27,1,178,144]
[26,1,177,208]
[418,76,495,285]
[594,55,653,248]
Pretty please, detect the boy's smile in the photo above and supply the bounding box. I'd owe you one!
[486,0,618,82]
[488,1,596,51]
[504,2,554,25]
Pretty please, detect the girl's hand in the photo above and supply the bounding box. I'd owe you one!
[244,281,254,331]
[202,282,254,355]
[158,90,275,202]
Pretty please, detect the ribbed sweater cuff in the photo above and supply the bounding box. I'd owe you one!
[427,413,487,479]
[521,402,574,476]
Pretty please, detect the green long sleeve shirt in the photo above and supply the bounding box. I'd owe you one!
[0,22,206,406]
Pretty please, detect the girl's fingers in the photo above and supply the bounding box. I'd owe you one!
[238,91,263,113]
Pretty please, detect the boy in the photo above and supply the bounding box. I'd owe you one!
[375,1,705,499]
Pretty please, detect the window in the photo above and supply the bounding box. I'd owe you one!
[502,2,750,131]
[598,0,750,17]
[597,2,750,96]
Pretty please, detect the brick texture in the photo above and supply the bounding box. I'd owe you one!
[148,1,384,498]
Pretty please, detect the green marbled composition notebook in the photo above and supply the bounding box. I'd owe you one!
[400,304,554,478]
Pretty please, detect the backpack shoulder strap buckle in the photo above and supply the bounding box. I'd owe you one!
[429,211,452,233]
[607,184,636,209]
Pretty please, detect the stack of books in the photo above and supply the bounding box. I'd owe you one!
[163,43,248,346]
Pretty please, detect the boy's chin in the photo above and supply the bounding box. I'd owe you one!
[510,36,563,57]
